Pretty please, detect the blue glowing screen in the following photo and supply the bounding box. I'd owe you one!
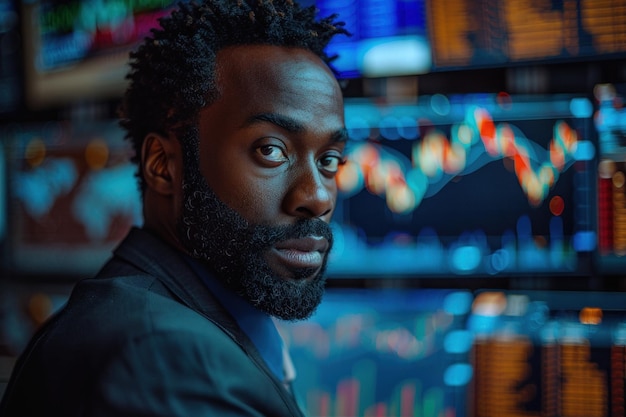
[326,93,597,278]
[301,0,431,78]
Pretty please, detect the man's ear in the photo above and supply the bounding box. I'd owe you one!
[141,133,180,196]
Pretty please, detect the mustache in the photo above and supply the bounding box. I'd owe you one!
[249,218,334,250]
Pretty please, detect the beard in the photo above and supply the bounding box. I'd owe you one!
[175,128,332,321]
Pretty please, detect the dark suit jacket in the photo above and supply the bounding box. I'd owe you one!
[0,228,304,417]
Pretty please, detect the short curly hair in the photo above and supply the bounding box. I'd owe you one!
[119,0,347,193]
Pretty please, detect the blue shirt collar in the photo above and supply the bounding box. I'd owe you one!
[183,255,285,381]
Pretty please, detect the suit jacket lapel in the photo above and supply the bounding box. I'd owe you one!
[111,228,288,392]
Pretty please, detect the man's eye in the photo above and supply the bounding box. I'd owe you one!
[256,145,287,163]
[318,155,345,174]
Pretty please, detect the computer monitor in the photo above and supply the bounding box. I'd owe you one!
[427,0,626,70]
[21,0,181,108]
[594,83,626,276]
[302,0,431,78]
[468,289,626,417]
[278,288,473,417]
[327,93,597,279]
[2,120,142,277]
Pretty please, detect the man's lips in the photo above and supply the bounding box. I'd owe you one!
[274,236,329,252]
[271,236,329,271]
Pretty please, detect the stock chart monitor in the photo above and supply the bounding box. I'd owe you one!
[304,0,432,78]
[21,0,183,108]
[427,0,626,70]
[278,288,474,417]
[280,289,626,417]
[468,290,626,417]
[327,93,597,279]
[594,83,626,276]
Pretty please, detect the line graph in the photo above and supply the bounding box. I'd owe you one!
[337,105,581,213]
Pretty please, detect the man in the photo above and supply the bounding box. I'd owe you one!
[0,1,348,416]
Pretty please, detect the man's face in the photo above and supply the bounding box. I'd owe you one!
[177,45,346,321]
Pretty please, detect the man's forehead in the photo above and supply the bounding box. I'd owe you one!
[216,44,334,81]
[211,45,343,117]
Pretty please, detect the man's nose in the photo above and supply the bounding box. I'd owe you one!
[283,161,334,219]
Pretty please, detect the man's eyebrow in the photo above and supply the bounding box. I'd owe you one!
[245,113,305,133]
[245,113,349,144]
[331,128,349,144]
